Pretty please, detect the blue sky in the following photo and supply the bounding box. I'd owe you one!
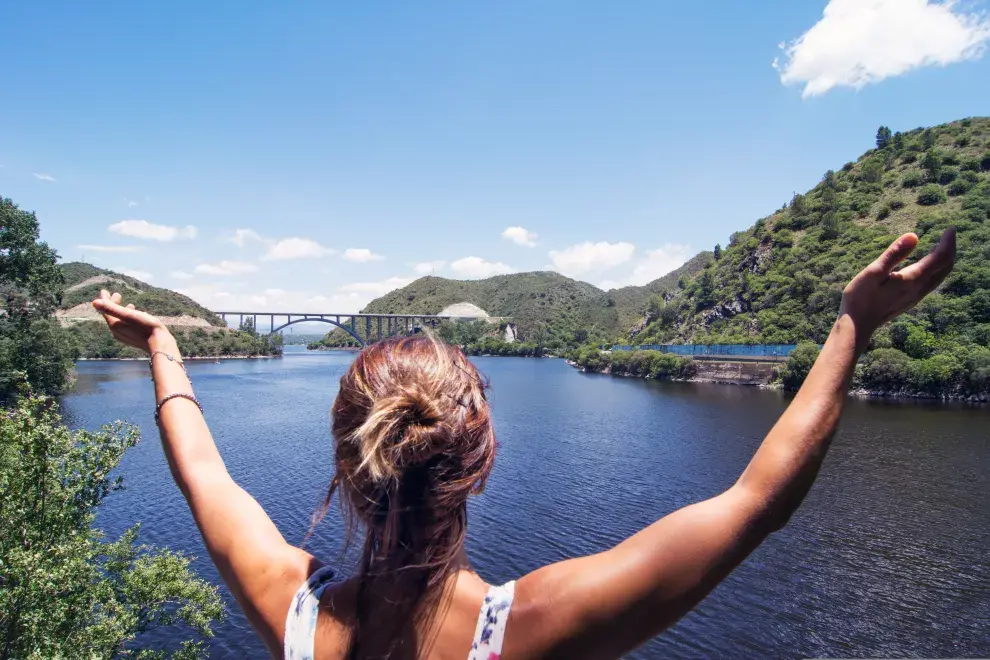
[2,1,989,314]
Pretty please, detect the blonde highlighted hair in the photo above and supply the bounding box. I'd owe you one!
[317,333,496,658]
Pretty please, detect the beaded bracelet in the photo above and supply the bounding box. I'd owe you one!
[154,392,203,425]
[149,351,187,376]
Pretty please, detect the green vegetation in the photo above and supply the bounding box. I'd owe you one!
[1,198,74,400]
[779,342,821,391]
[0,394,224,658]
[437,319,548,357]
[311,253,712,355]
[568,348,697,381]
[627,117,990,398]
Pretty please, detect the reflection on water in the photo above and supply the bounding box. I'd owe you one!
[61,349,989,659]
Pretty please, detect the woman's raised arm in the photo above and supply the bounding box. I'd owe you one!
[512,230,956,659]
[93,291,319,657]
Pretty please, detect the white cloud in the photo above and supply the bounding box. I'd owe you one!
[124,198,139,208]
[178,283,381,315]
[599,243,692,289]
[231,228,265,248]
[338,276,415,296]
[116,268,153,282]
[777,0,990,98]
[194,260,259,276]
[548,241,635,277]
[342,248,385,263]
[263,237,332,261]
[413,260,446,275]
[108,219,197,242]
[450,256,515,279]
[33,173,57,182]
[77,244,144,253]
[170,270,194,281]
[501,226,538,247]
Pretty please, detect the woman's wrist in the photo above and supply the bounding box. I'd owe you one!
[148,328,180,357]
[832,312,872,358]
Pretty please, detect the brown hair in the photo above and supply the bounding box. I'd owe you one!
[319,333,496,658]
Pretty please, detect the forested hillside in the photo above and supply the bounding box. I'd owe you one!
[59,263,282,359]
[627,117,990,397]
[312,254,711,353]
[59,262,225,325]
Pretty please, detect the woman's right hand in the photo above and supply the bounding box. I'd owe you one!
[838,228,956,354]
[92,289,175,354]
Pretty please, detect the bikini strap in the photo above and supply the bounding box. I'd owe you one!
[468,580,516,660]
[284,566,336,660]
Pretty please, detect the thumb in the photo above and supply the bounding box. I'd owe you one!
[872,233,919,274]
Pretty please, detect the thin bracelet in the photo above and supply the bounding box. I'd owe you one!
[154,393,203,425]
[149,350,188,376]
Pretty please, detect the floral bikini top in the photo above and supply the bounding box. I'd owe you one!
[283,567,516,660]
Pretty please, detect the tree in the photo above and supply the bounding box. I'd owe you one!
[713,244,722,261]
[0,395,224,658]
[780,342,820,391]
[0,198,73,400]
[892,131,904,152]
[861,158,883,183]
[821,212,840,240]
[790,193,806,217]
[876,125,892,149]
[922,128,936,150]
[238,316,257,336]
[921,149,942,181]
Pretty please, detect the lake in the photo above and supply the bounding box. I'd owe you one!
[61,347,989,659]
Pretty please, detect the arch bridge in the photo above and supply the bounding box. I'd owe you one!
[214,312,488,347]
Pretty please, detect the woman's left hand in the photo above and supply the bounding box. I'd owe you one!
[92,289,174,354]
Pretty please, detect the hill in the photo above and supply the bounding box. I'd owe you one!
[621,117,990,398]
[313,255,711,353]
[58,263,282,359]
[58,262,224,327]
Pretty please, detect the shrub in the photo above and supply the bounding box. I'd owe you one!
[911,353,965,395]
[904,326,937,358]
[961,158,980,172]
[902,172,923,188]
[955,136,970,148]
[982,153,990,172]
[916,184,947,206]
[890,199,906,210]
[780,342,820,391]
[942,153,959,166]
[0,395,224,658]
[861,348,913,392]
[948,179,974,196]
[901,152,918,164]
[877,203,891,220]
[937,167,958,185]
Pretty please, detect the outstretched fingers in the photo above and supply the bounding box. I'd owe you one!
[872,233,919,275]
[895,228,957,292]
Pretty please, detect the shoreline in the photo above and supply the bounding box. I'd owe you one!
[76,354,281,362]
[565,361,990,405]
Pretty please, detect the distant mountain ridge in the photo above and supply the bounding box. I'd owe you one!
[354,253,712,343]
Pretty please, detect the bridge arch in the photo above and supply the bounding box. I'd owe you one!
[270,317,365,346]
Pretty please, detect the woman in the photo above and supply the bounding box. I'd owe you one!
[93,230,955,659]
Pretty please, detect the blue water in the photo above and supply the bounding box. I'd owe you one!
[61,347,989,658]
